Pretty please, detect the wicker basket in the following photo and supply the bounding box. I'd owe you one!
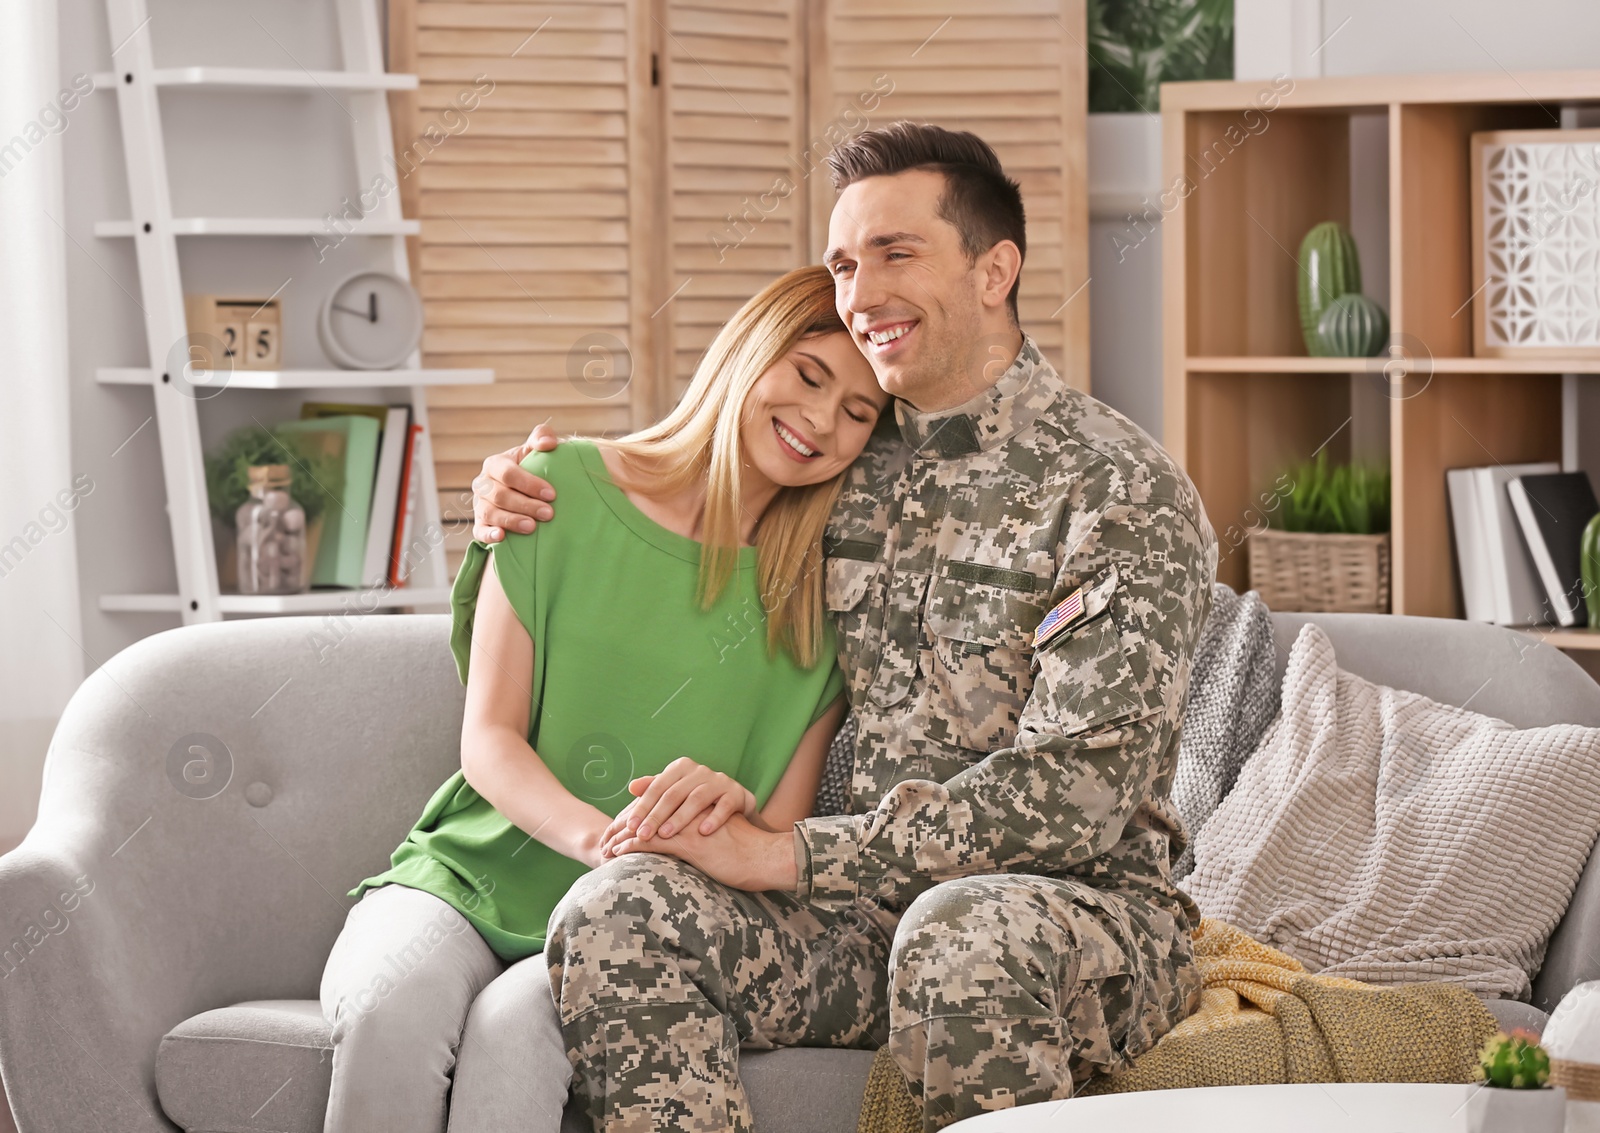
[1247,529,1391,613]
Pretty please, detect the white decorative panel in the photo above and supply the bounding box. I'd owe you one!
[1474,129,1600,358]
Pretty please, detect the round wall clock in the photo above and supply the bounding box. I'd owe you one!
[317,270,424,370]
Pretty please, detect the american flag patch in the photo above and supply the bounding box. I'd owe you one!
[1031,586,1085,650]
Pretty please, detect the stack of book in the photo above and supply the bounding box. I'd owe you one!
[278,401,427,590]
[1447,463,1599,627]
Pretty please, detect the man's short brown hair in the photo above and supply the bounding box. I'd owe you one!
[826,121,1026,321]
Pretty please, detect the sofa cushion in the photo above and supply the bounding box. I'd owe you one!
[156,1000,332,1133]
[154,999,876,1133]
[1187,622,1600,1000]
[743,1047,877,1131]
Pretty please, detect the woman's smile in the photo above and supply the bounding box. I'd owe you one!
[772,417,822,462]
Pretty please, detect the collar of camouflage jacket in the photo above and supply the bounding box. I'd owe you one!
[892,335,1062,458]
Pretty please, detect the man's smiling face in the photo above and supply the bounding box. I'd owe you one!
[825,168,990,413]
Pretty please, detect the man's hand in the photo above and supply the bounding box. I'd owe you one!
[472,423,562,542]
[605,813,798,893]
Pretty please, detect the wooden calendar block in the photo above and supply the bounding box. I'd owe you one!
[244,317,280,367]
[185,295,283,372]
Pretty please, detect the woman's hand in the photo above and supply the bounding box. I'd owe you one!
[598,757,756,858]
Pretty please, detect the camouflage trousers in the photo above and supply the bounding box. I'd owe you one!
[545,854,1202,1132]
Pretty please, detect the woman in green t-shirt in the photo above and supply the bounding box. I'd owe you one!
[318,265,890,1133]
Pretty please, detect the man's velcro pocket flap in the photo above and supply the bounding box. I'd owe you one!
[824,556,878,612]
[1078,564,1121,623]
[925,566,1049,652]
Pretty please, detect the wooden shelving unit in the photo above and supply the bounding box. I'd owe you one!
[1162,70,1600,627]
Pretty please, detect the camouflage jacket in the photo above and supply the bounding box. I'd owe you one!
[795,336,1217,922]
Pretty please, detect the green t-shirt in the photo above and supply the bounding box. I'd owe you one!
[350,440,845,961]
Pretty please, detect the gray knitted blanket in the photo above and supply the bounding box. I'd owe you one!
[810,583,1280,847]
[1171,583,1280,879]
[813,712,856,818]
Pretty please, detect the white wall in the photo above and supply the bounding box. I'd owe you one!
[1086,114,1165,438]
[1240,0,1600,80]
[0,0,83,856]
[1317,0,1600,76]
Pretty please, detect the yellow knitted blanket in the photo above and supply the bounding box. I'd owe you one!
[857,918,1499,1132]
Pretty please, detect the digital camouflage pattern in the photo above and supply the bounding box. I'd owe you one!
[548,853,895,1132]
[546,337,1217,1131]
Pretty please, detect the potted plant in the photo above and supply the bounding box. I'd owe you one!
[1086,0,1233,114]
[204,425,338,592]
[1468,1029,1566,1133]
[1248,452,1391,613]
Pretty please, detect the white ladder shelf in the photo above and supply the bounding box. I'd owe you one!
[95,0,490,623]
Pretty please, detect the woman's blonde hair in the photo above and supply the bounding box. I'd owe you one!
[600,265,860,668]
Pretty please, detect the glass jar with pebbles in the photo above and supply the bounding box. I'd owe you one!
[235,465,308,595]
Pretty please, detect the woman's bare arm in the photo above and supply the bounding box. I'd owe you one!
[754,696,847,832]
[459,554,612,868]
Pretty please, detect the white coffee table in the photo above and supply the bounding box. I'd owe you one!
[947,1082,1483,1131]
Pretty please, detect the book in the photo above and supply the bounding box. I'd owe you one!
[1474,462,1559,625]
[277,415,381,588]
[300,401,390,432]
[389,423,424,587]
[362,406,412,587]
[1446,467,1494,622]
[1508,471,1600,628]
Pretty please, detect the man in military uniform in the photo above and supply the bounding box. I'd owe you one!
[470,122,1215,1131]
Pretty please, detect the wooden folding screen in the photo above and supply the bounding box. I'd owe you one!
[389,0,1088,575]
[809,0,1090,384]
[660,1,812,402]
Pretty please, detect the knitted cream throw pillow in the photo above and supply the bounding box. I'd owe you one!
[1185,622,1600,1000]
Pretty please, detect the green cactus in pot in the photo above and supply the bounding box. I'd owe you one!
[1477,1029,1551,1089]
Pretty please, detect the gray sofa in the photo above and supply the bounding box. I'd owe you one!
[2,611,1599,1132]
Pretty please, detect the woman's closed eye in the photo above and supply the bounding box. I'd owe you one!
[800,366,869,423]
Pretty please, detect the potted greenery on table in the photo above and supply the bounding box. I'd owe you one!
[204,425,338,592]
[1468,1029,1566,1133]
[1248,452,1391,613]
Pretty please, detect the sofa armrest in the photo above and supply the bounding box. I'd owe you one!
[0,839,180,1131]
[0,616,464,1133]
[1533,835,1600,1014]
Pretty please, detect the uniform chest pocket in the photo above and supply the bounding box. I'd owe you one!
[923,566,1048,755]
[824,555,882,705]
